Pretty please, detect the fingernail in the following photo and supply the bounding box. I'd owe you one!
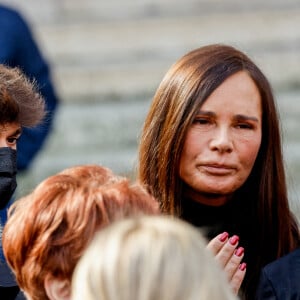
[234,247,244,257]
[219,232,229,242]
[239,262,247,271]
[229,235,239,245]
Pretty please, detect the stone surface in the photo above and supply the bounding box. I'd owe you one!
[2,0,300,102]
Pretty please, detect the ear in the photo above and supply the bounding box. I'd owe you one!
[44,274,71,300]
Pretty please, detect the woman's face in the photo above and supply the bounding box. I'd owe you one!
[179,71,262,206]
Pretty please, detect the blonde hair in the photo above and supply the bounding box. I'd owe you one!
[72,215,237,300]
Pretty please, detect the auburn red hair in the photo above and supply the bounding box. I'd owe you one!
[3,164,160,300]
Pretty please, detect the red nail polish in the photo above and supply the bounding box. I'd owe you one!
[234,247,244,257]
[239,262,247,271]
[219,232,229,242]
[229,235,239,245]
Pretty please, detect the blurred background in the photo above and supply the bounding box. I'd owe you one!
[1,0,300,218]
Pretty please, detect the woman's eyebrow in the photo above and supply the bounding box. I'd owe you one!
[196,111,259,122]
[196,111,215,117]
[235,114,259,122]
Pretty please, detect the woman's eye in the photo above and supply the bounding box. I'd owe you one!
[194,118,210,125]
[236,123,253,129]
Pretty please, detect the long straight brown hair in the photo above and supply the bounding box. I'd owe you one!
[137,44,299,299]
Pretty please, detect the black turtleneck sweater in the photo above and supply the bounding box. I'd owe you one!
[181,196,253,247]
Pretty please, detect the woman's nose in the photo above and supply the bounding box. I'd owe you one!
[209,127,233,153]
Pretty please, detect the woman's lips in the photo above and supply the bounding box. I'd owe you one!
[199,164,236,175]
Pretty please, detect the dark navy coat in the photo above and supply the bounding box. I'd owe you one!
[256,247,300,300]
[0,5,58,298]
[0,4,59,171]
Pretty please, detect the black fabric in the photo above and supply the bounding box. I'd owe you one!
[0,148,17,209]
[181,196,251,241]
[0,285,20,300]
[181,195,259,299]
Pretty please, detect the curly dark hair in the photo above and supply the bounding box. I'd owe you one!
[0,64,45,127]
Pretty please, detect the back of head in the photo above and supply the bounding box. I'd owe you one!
[72,215,237,300]
[0,64,45,126]
[3,164,160,300]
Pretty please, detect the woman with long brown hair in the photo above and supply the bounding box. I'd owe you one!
[137,44,300,299]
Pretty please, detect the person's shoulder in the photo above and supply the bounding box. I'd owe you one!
[263,247,300,289]
[256,248,300,299]
[267,247,300,268]
[0,5,30,39]
[0,4,28,31]
[0,5,23,20]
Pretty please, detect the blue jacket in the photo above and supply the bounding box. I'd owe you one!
[0,6,58,293]
[256,247,300,300]
[0,4,59,171]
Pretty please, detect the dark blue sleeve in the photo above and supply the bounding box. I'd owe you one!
[0,5,59,171]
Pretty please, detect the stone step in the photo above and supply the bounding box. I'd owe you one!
[2,1,300,101]
[34,9,300,101]
[5,0,300,24]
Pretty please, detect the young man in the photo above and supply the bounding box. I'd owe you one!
[0,64,45,299]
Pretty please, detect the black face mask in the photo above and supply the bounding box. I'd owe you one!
[0,147,17,209]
